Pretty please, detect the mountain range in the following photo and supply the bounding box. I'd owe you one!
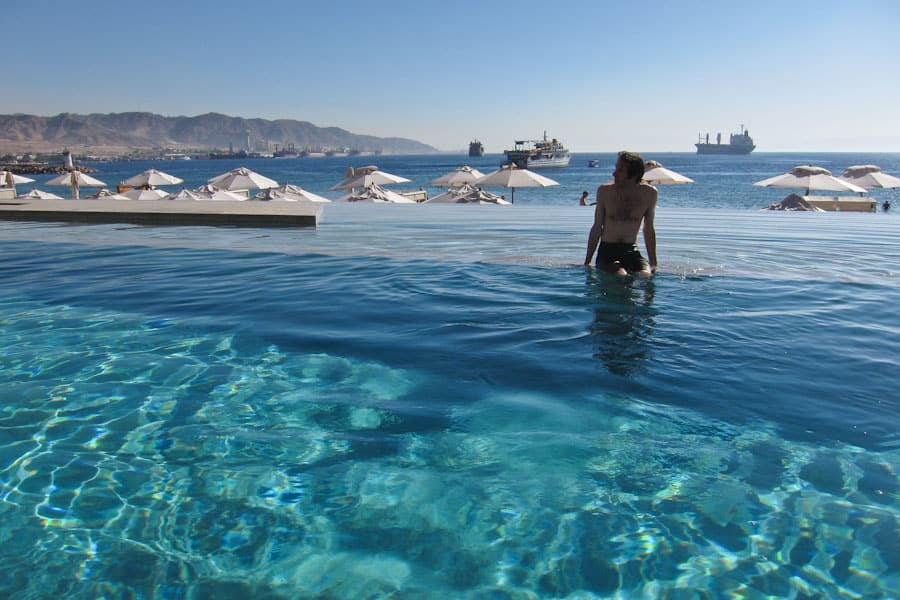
[0,112,438,155]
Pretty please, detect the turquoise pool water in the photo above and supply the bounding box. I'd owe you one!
[1,198,899,597]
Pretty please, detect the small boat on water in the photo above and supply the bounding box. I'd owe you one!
[503,131,570,169]
[468,140,484,157]
[588,159,601,168]
[695,125,755,155]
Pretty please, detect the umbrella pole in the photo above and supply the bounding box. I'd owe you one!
[511,187,515,204]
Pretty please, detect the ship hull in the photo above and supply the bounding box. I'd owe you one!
[521,155,570,168]
[695,143,755,155]
[503,150,571,169]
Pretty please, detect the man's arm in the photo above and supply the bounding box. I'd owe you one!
[584,191,604,265]
[642,189,658,271]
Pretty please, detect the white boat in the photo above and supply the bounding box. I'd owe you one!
[503,131,570,169]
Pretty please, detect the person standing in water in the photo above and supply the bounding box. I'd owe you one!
[579,190,590,205]
[584,151,658,276]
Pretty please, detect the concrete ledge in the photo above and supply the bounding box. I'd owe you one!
[804,195,876,213]
[0,199,323,227]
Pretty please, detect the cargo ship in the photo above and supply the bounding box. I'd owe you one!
[695,125,755,155]
[468,139,484,157]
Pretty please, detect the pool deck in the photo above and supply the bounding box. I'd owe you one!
[0,198,323,227]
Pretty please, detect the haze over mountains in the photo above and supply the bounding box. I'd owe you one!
[0,112,438,155]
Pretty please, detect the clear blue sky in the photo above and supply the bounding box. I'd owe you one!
[6,0,900,152]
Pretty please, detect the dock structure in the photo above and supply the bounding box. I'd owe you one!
[0,198,323,227]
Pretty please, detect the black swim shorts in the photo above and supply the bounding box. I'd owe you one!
[597,242,648,273]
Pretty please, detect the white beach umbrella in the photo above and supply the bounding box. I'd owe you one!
[335,183,416,203]
[191,184,249,201]
[2,171,36,186]
[16,188,64,200]
[123,168,184,188]
[642,160,694,185]
[121,187,171,201]
[837,165,900,190]
[429,165,486,187]
[45,170,107,199]
[170,189,206,201]
[208,166,279,191]
[86,188,131,200]
[331,166,411,191]
[253,184,331,203]
[206,189,250,201]
[753,165,867,196]
[425,183,510,204]
[476,164,558,203]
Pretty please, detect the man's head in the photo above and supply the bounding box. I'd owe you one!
[614,151,645,184]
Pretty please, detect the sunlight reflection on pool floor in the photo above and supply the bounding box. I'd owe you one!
[1,299,897,598]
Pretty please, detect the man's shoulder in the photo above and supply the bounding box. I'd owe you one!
[639,182,659,198]
[597,182,617,196]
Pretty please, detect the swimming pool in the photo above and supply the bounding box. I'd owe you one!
[1,205,898,597]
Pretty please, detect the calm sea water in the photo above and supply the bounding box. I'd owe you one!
[1,153,898,598]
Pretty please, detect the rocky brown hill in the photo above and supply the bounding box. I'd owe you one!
[0,112,438,155]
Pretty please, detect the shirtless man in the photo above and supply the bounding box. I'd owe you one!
[584,151,658,276]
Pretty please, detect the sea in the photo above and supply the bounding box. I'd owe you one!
[1,152,898,599]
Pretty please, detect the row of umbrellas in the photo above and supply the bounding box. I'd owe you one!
[571,161,900,196]
[10,161,896,206]
[8,163,549,204]
[5,166,330,202]
[332,163,559,203]
[754,164,900,195]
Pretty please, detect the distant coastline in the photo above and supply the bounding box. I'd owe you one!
[0,111,439,159]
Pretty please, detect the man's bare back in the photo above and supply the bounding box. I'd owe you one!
[584,152,658,275]
[595,182,657,244]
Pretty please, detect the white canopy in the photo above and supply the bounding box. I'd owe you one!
[16,188,63,200]
[475,164,558,203]
[45,171,106,187]
[754,165,867,195]
[331,166,411,191]
[208,166,279,191]
[253,183,331,203]
[429,165,486,187]
[123,168,184,188]
[86,188,130,200]
[335,183,416,203]
[121,187,171,201]
[425,183,510,204]
[190,184,249,201]
[838,165,900,190]
[45,170,107,199]
[642,160,694,185]
[2,171,36,185]
[170,189,206,201]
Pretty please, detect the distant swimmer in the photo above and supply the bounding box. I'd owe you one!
[883,200,891,212]
[584,151,658,276]
[579,190,589,205]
